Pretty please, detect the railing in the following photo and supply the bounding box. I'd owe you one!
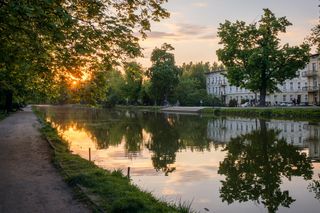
[302,86,319,92]
[302,70,318,77]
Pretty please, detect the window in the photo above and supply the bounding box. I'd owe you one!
[298,82,301,90]
[290,82,293,91]
[283,95,286,102]
[274,95,277,100]
[305,95,308,101]
[283,83,286,91]
[312,63,316,71]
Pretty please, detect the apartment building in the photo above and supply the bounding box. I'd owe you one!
[304,54,320,105]
[206,55,320,106]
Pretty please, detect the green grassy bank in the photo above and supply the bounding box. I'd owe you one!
[33,109,193,213]
[200,107,320,120]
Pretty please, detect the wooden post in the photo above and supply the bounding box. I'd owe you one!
[127,167,130,179]
[89,148,91,162]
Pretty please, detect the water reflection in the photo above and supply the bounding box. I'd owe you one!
[218,119,313,213]
[37,106,320,213]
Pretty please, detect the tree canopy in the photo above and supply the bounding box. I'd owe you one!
[0,0,169,111]
[217,8,310,106]
[148,43,180,105]
[308,23,320,53]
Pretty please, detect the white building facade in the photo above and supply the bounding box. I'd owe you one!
[205,57,320,106]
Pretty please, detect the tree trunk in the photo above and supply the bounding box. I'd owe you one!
[5,90,13,113]
[259,88,267,107]
[259,69,267,107]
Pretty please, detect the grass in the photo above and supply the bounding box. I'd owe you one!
[33,109,196,213]
[200,107,320,120]
[0,112,8,121]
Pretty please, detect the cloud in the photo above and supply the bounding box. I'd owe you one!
[146,31,178,39]
[192,2,208,8]
[198,33,217,40]
[145,23,216,41]
[177,23,209,35]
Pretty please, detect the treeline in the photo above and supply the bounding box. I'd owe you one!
[48,43,224,107]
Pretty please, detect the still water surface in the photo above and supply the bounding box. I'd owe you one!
[37,106,320,213]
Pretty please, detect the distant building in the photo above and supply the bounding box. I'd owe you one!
[206,54,320,106]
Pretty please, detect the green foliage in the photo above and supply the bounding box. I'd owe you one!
[148,43,180,104]
[181,62,211,88]
[173,77,221,106]
[217,9,310,106]
[80,70,109,105]
[123,62,144,104]
[172,61,223,106]
[228,99,238,107]
[308,23,320,53]
[215,107,320,120]
[0,0,169,110]
[103,70,126,107]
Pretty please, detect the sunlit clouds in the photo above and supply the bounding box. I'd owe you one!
[137,0,318,68]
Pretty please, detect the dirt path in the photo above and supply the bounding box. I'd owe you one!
[0,106,90,213]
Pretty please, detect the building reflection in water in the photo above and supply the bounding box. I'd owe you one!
[207,118,320,161]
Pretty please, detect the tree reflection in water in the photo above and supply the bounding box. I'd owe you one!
[218,119,313,213]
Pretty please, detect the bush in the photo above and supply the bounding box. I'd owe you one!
[228,99,238,107]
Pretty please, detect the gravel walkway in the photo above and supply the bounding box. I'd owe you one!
[0,106,90,213]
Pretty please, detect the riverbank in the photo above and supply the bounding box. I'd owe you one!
[200,107,320,120]
[115,105,320,120]
[33,108,194,213]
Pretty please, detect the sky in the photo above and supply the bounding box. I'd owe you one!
[137,0,319,68]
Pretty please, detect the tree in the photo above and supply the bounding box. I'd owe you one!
[181,62,211,88]
[308,23,320,53]
[123,62,144,104]
[0,0,169,111]
[217,9,310,106]
[103,69,126,107]
[148,43,180,105]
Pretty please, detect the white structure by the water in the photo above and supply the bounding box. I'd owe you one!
[206,55,320,106]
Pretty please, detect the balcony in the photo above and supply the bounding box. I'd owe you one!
[302,70,318,77]
[218,81,227,86]
[303,86,319,92]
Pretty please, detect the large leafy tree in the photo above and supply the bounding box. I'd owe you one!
[148,43,180,105]
[0,0,169,111]
[217,9,310,106]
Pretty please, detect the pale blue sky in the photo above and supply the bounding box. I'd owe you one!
[137,0,319,67]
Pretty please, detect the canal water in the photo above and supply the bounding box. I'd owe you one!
[37,106,320,213]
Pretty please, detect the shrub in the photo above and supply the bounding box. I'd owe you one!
[228,99,238,107]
